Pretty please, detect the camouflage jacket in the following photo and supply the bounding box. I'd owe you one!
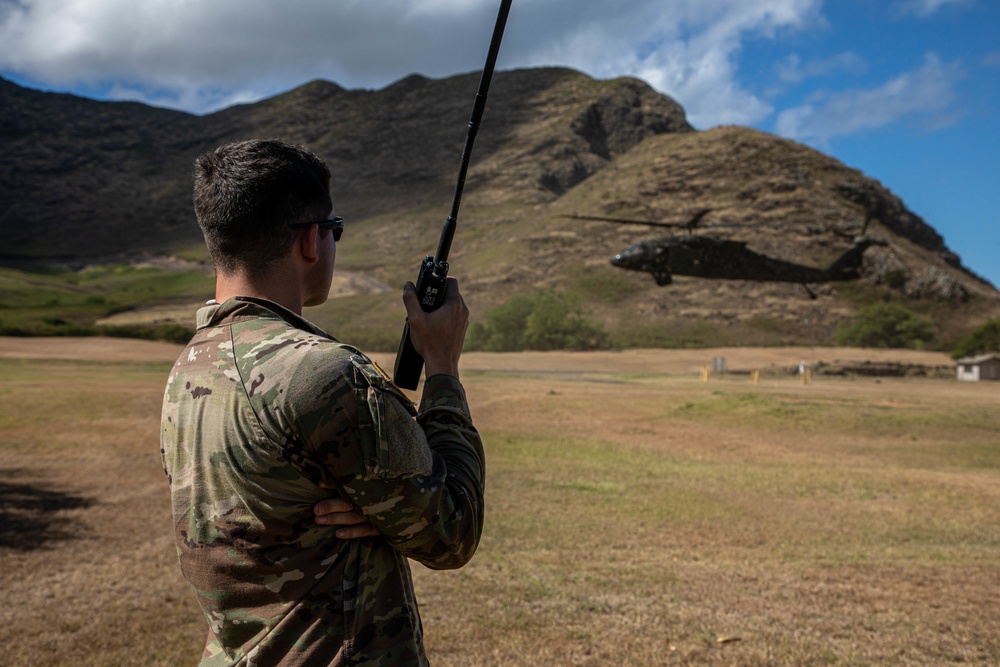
[160,297,485,666]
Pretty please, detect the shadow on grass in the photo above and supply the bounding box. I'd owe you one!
[0,470,95,550]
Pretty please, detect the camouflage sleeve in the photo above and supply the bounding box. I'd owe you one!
[300,353,485,570]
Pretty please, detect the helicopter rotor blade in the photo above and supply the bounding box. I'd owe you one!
[559,214,690,229]
[560,211,748,233]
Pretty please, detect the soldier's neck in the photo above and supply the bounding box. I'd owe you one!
[214,267,304,315]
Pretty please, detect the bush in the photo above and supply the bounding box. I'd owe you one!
[884,269,907,289]
[466,289,606,352]
[100,323,195,345]
[835,303,935,349]
[0,320,194,343]
[951,318,1000,359]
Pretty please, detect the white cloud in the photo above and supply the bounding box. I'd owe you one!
[0,0,822,123]
[776,52,867,84]
[515,0,823,127]
[775,54,964,146]
[0,0,507,111]
[892,0,973,19]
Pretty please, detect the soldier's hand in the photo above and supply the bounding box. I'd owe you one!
[314,489,378,539]
[402,276,469,379]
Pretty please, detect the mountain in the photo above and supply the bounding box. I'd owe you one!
[2,68,998,348]
[0,68,688,258]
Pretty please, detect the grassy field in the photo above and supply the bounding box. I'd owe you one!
[0,339,997,666]
[0,263,213,340]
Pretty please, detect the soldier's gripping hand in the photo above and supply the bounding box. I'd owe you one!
[402,277,469,379]
[314,484,379,539]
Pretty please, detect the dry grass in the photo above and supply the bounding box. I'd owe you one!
[1,338,997,666]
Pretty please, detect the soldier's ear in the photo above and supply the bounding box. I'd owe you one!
[295,224,321,265]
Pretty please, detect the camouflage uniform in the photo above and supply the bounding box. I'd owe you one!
[160,297,485,666]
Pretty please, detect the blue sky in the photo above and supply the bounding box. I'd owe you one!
[1,0,997,287]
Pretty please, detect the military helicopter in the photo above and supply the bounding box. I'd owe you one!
[564,210,884,287]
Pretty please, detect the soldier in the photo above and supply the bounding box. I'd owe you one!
[161,138,485,666]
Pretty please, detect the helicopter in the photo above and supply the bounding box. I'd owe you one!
[563,210,885,287]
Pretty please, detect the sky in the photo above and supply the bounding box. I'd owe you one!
[1,0,997,287]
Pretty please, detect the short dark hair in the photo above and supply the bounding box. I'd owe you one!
[193,139,332,275]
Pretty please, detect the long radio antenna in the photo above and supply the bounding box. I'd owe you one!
[392,0,513,390]
[434,0,512,263]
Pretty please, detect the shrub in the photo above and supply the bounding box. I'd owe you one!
[835,303,935,349]
[466,289,606,352]
[951,318,1000,359]
[98,323,196,344]
[884,269,907,289]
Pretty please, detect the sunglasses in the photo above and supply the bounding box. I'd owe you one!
[289,216,344,242]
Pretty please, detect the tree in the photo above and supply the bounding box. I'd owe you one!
[951,318,1000,359]
[835,303,935,349]
[466,289,605,351]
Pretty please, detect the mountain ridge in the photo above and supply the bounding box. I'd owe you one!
[2,68,997,348]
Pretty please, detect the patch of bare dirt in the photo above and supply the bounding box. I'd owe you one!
[328,270,392,298]
[3,338,954,375]
[94,303,206,327]
[92,270,392,327]
[447,346,955,376]
[0,336,183,363]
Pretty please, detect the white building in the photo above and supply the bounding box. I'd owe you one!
[955,353,1000,381]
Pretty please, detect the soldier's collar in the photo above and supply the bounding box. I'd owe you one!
[196,296,334,340]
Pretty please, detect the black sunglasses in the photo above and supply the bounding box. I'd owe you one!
[289,216,344,242]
